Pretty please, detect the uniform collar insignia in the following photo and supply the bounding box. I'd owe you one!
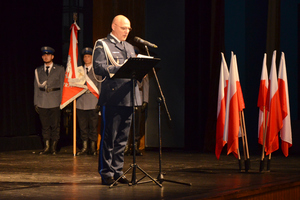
[110,38,116,44]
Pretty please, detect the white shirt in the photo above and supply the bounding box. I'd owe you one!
[44,63,53,73]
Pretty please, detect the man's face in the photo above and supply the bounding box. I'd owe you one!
[83,54,92,65]
[42,54,54,64]
[112,18,131,41]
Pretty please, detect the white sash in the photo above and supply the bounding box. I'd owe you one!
[35,68,47,88]
[86,74,99,99]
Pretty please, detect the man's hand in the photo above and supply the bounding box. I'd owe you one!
[141,102,148,112]
[95,105,101,113]
[35,105,39,114]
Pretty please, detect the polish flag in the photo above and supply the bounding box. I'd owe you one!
[223,52,244,158]
[265,50,283,155]
[234,55,245,112]
[278,52,292,157]
[60,22,87,109]
[215,52,229,159]
[257,53,268,146]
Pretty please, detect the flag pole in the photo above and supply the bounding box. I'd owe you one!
[241,110,250,171]
[237,148,242,172]
[260,110,269,172]
[239,112,246,157]
[72,12,78,157]
[73,100,77,156]
[239,111,248,172]
[267,153,272,171]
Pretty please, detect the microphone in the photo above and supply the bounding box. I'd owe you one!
[134,37,158,48]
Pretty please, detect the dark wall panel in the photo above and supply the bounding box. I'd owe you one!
[0,1,63,138]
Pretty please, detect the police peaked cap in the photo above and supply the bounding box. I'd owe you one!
[41,46,55,55]
[81,47,93,55]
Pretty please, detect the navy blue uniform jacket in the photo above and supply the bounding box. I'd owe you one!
[93,34,142,107]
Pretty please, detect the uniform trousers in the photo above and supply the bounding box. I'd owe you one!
[76,109,99,142]
[38,107,61,141]
[98,105,133,180]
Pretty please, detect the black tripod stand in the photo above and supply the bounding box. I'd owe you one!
[109,57,162,188]
[138,46,191,186]
[155,97,191,186]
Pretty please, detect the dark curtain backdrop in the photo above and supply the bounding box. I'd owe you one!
[0,0,146,149]
[93,0,145,48]
[266,0,281,70]
[299,4,300,117]
[0,1,63,138]
[185,0,225,151]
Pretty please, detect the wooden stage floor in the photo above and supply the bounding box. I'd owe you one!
[0,146,299,200]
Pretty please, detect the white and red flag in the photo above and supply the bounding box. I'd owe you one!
[257,53,268,146]
[60,22,87,109]
[215,52,229,159]
[278,52,292,157]
[265,50,283,155]
[234,55,245,113]
[223,52,245,158]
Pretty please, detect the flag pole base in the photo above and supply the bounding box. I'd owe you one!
[259,160,264,172]
[245,159,250,172]
[267,158,271,171]
[238,159,242,172]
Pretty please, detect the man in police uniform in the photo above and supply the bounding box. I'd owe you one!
[93,15,142,185]
[34,46,65,155]
[76,47,101,156]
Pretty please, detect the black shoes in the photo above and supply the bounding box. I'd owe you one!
[102,177,116,185]
[39,140,50,154]
[77,141,97,156]
[117,176,130,184]
[76,141,88,156]
[102,176,130,186]
[40,140,58,155]
[51,141,58,155]
[89,141,97,156]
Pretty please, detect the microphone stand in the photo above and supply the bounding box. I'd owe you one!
[145,46,171,122]
[141,45,191,186]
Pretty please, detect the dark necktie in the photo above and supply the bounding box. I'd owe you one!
[46,66,49,76]
[120,42,127,58]
[86,68,89,74]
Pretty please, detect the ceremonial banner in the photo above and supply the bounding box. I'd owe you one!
[257,53,268,146]
[278,52,292,157]
[215,52,229,159]
[60,22,87,109]
[265,50,283,155]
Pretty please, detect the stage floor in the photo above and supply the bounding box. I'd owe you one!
[0,146,300,200]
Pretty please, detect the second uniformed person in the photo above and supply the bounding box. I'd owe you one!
[76,47,101,156]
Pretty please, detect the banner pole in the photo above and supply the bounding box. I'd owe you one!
[260,110,269,172]
[239,112,247,160]
[241,110,250,159]
[73,100,77,156]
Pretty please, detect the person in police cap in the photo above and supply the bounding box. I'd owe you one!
[34,46,65,155]
[76,47,101,156]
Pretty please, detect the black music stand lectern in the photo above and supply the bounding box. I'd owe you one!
[109,57,162,188]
